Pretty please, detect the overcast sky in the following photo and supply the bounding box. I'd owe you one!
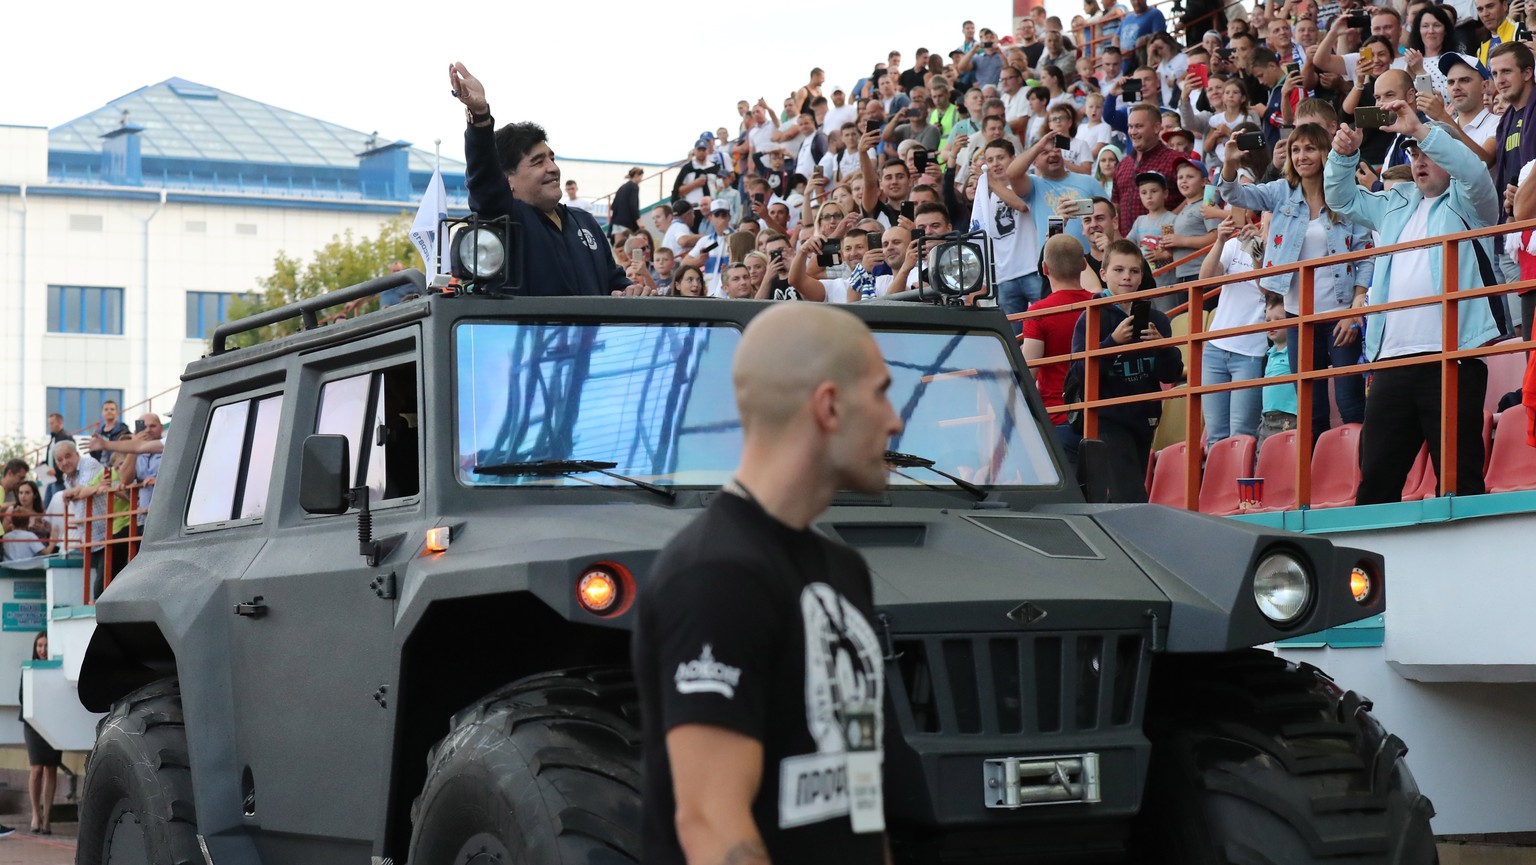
[5,0,1072,169]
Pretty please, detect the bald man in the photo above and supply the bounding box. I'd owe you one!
[633,303,901,865]
[1371,70,1420,170]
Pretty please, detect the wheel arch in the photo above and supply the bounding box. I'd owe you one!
[79,621,178,713]
[383,590,633,861]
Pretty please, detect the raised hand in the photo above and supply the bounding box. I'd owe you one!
[448,62,488,114]
[1333,123,1364,156]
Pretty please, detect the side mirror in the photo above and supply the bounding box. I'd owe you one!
[300,435,351,515]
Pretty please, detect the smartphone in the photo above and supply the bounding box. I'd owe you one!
[1236,131,1265,151]
[813,165,824,179]
[1053,134,1072,149]
[900,201,916,220]
[1348,10,1370,25]
[1360,45,1374,64]
[1129,299,1153,340]
[1286,61,1301,77]
[816,249,843,268]
[1414,73,1434,94]
[982,40,995,50]
[700,241,719,254]
[1354,106,1392,129]
[1122,79,1142,100]
[134,419,146,433]
[754,192,766,205]
[866,119,881,134]
[1190,62,1210,89]
[914,149,929,173]
[770,248,784,262]
[1047,216,1065,237]
[1216,47,1234,59]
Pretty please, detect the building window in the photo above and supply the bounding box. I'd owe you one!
[47,387,125,433]
[47,286,124,335]
[186,292,244,339]
[69,214,103,232]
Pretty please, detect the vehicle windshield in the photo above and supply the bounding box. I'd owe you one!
[455,321,1059,489]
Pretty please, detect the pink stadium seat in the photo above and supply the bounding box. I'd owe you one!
[1485,406,1536,493]
[1148,442,1192,508]
[1483,342,1526,415]
[1144,445,1158,497]
[1402,446,1435,501]
[1311,423,1363,509]
[1484,409,1495,475]
[1252,430,1300,513]
[1199,435,1257,516]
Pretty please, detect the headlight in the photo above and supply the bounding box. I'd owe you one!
[1253,551,1312,625]
[452,226,506,279]
[926,241,985,296]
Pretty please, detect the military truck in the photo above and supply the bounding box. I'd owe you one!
[74,232,1435,865]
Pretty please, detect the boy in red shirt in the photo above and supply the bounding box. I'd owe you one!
[1022,235,1099,474]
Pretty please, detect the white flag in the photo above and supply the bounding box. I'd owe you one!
[409,167,448,276]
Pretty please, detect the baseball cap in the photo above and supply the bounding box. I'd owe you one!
[671,199,693,216]
[700,130,716,140]
[710,199,731,214]
[832,84,846,93]
[694,137,711,150]
[1438,52,1491,80]
[1161,128,1195,147]
[1135,170,1168,188]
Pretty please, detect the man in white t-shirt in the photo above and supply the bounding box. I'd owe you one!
[1325,101,1498,504]
[822,86,858,134]
[792,112,829,179]
[563,180,593,212]
[819,124,866,184]
[661,200,703,256]
[974,141,1040,317]
[787,231,876,302]
[1418,53,1499,162]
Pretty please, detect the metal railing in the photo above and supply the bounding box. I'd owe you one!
[1,482,148,605]
[1013,216,1536,511]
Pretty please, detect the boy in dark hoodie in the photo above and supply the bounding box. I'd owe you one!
[1069,239,1185,502]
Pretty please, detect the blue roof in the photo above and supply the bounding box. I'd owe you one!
[50,77,464,175]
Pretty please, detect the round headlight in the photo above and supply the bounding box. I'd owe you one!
[455,227,506,278]
[926,242,984,296]
[1253,552,1312,625]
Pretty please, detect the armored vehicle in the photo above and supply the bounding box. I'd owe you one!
[75,255,1434,865]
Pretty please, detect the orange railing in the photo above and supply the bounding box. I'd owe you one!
[1,482,148,605]
[1015,217,1535,511]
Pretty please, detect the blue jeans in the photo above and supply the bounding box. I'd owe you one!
[998,273,1044,333]
[378,285,410,307]
[1286,320,1366,441]
[1200,346,1266,442]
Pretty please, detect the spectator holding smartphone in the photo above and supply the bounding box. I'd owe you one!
[1326,99,1500,502]
[1198,212,1272,443]
[1068,239,1184,502]
[1218,123,1374,443]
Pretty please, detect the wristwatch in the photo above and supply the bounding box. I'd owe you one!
[467,105,492,127]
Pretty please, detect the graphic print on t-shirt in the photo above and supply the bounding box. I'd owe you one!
[778,582,884,829]
[995,199,1016,237]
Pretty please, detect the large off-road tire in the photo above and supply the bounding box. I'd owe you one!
[77,677,202,865]
[408,667,642,865]
[1136,650,1438,865]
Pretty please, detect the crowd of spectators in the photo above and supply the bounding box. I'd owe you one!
[1,401,165,594]
[581,0,1536,503]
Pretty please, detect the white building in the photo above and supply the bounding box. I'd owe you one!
[0,77,673,444]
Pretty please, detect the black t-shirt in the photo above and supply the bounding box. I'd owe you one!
[1022,41,1046,68]
[899,67,927,92]
[633,492,886,865]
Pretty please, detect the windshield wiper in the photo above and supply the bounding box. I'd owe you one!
[884,450,988,501]
[472,459,675,501]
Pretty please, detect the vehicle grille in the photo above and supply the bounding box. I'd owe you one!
[891,632,1147,735]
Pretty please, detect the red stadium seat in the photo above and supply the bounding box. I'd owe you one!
[1485,406,1536,493]
[1199,435,1257,516]
[1311,423,1363,509]
[1401,445,1435,501]
[1252,430,1300,513]
[1148,442,1193,508]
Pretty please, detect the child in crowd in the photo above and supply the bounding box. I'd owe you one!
[652,247,676,294]
[1078,93,1116,156]
[1128,171,1178,287]
[1258,292,1298,451]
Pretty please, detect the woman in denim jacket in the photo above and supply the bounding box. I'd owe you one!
[1218,123,1375,442]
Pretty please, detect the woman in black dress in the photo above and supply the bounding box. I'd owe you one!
[23,632,60,834]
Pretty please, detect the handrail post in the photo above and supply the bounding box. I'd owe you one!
[1441,240,1461,496]
[1184,281,1205,510]
[82,495,93,605]
[1084,303,1101,440]
[1295,265,1315,508]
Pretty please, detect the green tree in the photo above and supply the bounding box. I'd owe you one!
[223,214,417,348]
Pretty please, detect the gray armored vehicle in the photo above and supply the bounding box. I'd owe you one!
[75,243,1434,864]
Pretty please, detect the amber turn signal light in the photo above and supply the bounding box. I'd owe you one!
[425,526,451,553]
[1349,566,1372,603]
[578,570,619,613]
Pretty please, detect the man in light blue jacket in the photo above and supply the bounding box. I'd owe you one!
[1324,100,1502,504]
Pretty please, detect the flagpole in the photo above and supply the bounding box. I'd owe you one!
[433,139,442,274]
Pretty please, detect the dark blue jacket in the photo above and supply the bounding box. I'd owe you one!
[464,122,629,296]
[1068,300,1184,430]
